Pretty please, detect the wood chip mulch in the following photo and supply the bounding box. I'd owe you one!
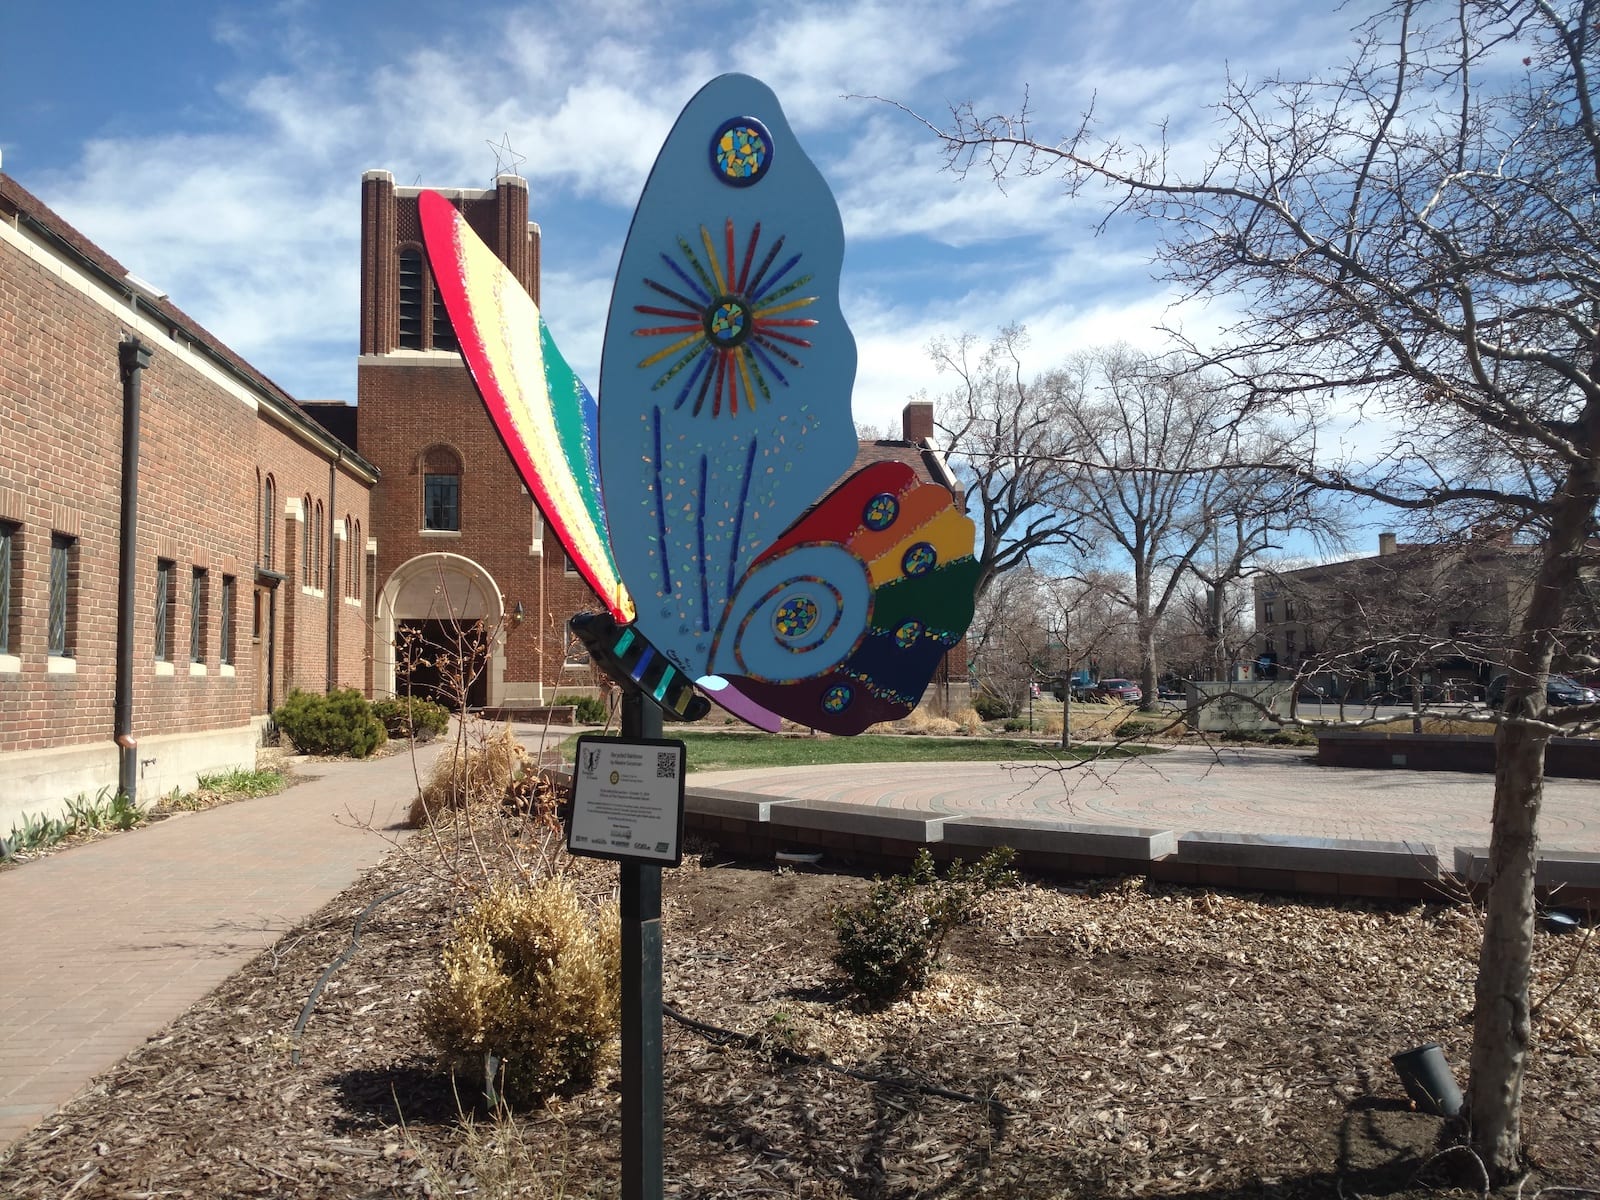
[1,803,1595,1199]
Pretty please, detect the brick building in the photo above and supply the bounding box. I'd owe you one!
[1252,531,1542,701]
[350,170,970,714]
[0,173,377,828]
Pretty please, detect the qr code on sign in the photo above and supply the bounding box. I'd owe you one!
[656,751,678,780]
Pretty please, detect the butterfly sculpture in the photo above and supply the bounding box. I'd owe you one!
[420,74,979,735]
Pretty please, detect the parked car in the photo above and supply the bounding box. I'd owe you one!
[1486,673,1599,707]
[1089,678,1143,704]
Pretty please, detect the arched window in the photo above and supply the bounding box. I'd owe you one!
[422,445,462,531]
[352,519,363,599]
[343,516,353,597]
[301,494,312,582]
[313,501,325,588]
[398,248,425,349]
[263,475,276,569]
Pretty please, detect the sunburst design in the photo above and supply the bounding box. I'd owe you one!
[633,219,818,418]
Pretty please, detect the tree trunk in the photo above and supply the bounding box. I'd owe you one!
[1466,474,1594,1181]
[1469,718,1543,1179]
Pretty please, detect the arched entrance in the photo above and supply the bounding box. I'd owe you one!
[376,553,507,709]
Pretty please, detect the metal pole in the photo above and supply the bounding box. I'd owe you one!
[620,690,663,1200]
[1059,610,1072,752]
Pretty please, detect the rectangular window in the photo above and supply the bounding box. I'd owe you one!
[1285,629,1297,658]
[564,552,577,576]
[432,288,458,353]
[398,250,424,349]
[1285,598,1297,620]
[190,567,208,663]
[220,575,236,666]
[423,475,460,531]
[155,558,174,661]
[1262,599,1275,624]
[49,534,75,657]
[0,521,15,655]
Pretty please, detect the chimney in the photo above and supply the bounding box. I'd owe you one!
[1378,531,1398,556]
[902,400,934,444]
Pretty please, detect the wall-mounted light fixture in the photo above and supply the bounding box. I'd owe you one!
[511,600,526,627]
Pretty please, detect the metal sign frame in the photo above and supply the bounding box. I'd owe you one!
[567,734,687,868]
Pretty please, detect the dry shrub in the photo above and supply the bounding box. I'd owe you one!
[875,705,966,736]
[408,725,528,827]
[949,706,984,734]
[420,879,621,1108]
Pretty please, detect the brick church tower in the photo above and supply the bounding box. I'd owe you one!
[356,171,601,707]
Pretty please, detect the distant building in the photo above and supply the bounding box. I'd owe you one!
[1252,531,1544,700]
[0,173,377,827]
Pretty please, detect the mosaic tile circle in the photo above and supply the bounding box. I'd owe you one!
[902,542,937,577]
[863,492,899,531]
[821,684,853,713]
[710,116,773,186]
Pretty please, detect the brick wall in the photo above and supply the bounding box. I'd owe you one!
[0,179,375,768]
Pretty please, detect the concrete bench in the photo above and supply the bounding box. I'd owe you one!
[1453,847,1600,892]
[944,815,1174,859]
[1175,831,1442,878]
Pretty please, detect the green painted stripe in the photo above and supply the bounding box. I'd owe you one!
[539,319,622,580]
[870,557,981,633]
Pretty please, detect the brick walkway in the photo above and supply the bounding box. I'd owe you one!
[3,736,1598,1153]
[0,743,441,1151]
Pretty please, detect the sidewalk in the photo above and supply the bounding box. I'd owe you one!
[0,742,441,1150]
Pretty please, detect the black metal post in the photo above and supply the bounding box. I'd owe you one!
[620,689,664,1200]
[116,337,152,805]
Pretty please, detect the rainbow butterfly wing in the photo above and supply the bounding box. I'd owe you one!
[421,73,980,735]
[597,74,859,686]
[418,190,633,625]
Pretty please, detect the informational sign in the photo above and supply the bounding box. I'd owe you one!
[568,735,687,867]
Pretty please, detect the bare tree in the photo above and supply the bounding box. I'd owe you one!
[1061,347,1324,709]
[930,325,1086,597]
[905,0,1600,1176]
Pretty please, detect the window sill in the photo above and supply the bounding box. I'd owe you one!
[420,529,461,539]
[0,653,21,674]
[562,662,590,672]
[47,655,76,675]
[528,544,543,556]
[301,586,325,597]
[220,663,236,677]
[154,660,174,677]
[344,596,362,608]
[190,662,208,677]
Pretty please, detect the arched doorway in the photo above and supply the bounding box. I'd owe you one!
[375,553,507,709]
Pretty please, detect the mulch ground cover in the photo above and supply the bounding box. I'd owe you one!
[1,795,1595,1199]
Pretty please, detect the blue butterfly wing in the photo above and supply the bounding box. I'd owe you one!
[598,74,859,689]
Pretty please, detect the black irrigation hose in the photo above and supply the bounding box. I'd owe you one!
[291,885,415,1066]
[662,1001,1013,1115]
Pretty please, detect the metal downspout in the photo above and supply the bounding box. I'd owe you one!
[116,337,152,803]
[326,454,340,692]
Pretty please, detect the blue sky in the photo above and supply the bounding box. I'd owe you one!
[3,0,1365,440]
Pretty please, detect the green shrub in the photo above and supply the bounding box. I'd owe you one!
[421,879,621,1107]
[1002,717,1027,732]
[272,688,387,757]
[554,693,609,724]
[833,847,1019,1009]
[973,692,1013,721]
[372,696,451,742]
